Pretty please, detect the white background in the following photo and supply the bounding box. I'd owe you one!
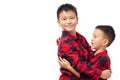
[0,0,119,80]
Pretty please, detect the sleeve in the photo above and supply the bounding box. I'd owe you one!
[96,56,111,70]
[58,42,80,67]
[82,37,94,60]
[76,55,111,80]
[76,61,102,80]
[75,36,102,79]
[59,43,102,80]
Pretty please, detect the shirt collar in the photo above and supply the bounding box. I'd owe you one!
[93,49,107,57]
[61,31,80,40]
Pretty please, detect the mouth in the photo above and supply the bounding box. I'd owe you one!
[91,42,94,46]
[66,25,73,27]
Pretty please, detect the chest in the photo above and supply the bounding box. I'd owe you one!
[69,39,90,62]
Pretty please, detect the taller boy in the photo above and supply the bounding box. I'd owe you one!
[57,3,111,80]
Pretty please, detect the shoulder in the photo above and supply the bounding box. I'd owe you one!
[76,32,88,42]
[97,55,110,66]
[76,32,86,39]
[98,56,107,61]
[98,50,110,61]
[58,37,71,51]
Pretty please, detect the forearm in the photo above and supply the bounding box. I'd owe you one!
[58,57,80,78]
[67,66,80,78]
[76,62,102,79]
[100,69,112,79]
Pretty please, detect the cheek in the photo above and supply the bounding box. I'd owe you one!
[95,40,103,46]
[59,22,64,27]
[58,20,64,25]
[95,39,100,43]
[93,39,100,45]
[73,20,78,24]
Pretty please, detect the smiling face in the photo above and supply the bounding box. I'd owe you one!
[91,29,108,51]
[57,10,78,34]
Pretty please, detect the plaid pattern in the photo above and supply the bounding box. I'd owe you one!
[57,31,102,80]
[86,50,111,80]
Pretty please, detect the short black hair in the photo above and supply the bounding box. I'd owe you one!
[96,25,115,47]
[57,3,78,19]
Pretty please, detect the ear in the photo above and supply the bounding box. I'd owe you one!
[103,39,109,46]
[57,20,59,23]
[57,20,61,27]
[76,17,79,24]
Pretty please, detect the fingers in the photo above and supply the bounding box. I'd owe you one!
[56,37,60,45]
[58,37,60,40]
[58,58,62,66]
[58,57,64,65]
[59,57,67,62]
[59,57,63,62]
[58,57,66,67]
[106,70,112,74]
[63,58,68,62]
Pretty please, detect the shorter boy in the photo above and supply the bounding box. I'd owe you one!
[58,25,115,80]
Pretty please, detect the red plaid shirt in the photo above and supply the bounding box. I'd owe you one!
[58,31,102,80]
[86,50,111,80]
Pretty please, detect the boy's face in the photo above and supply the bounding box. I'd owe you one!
[57,10,78,33]
[91,29,108,50]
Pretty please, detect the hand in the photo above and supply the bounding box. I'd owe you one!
[58,57,80,78]
[101,69,112,79]
[56,37,60,45]
[58,57,71,69]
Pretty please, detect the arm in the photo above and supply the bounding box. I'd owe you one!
[101,70,111,79]
[76,54,111,79]
[58,57,80,78]
[78,61,111,79]
[57,37,111,79]
[95,56,111,79]
[58,44,101,79]
[76,37,111,79]
[58,57,111,79]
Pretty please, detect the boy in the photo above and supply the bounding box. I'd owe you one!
[57,3,111,80]
[58,25,115,80]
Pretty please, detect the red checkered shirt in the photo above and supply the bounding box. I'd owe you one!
[57,31,102,80]
[86,50,111,80]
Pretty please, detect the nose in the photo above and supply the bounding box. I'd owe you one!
[66,19,71,23]
[91,37,93,42]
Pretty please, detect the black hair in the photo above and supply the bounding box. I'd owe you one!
[57,3,78,19]
[96,25,115,47]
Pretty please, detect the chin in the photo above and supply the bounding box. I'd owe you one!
[92,46,95,50]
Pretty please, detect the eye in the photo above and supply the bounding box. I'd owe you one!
[70,17,75,19]
[95,36,98,38]
[62,18,66,20]
[93,35,97,38]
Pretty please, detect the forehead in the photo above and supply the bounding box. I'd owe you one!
[93,29,105,35]
[59,10,76,17]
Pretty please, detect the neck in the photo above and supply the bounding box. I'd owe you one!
[94,47,106,55]
[70,31,76,37]
[66,31,76,37]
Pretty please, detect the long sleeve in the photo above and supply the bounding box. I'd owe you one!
[76,61,102,79]
[58,31,102,80]
[58,42,102,80]
[75,36,102,79]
